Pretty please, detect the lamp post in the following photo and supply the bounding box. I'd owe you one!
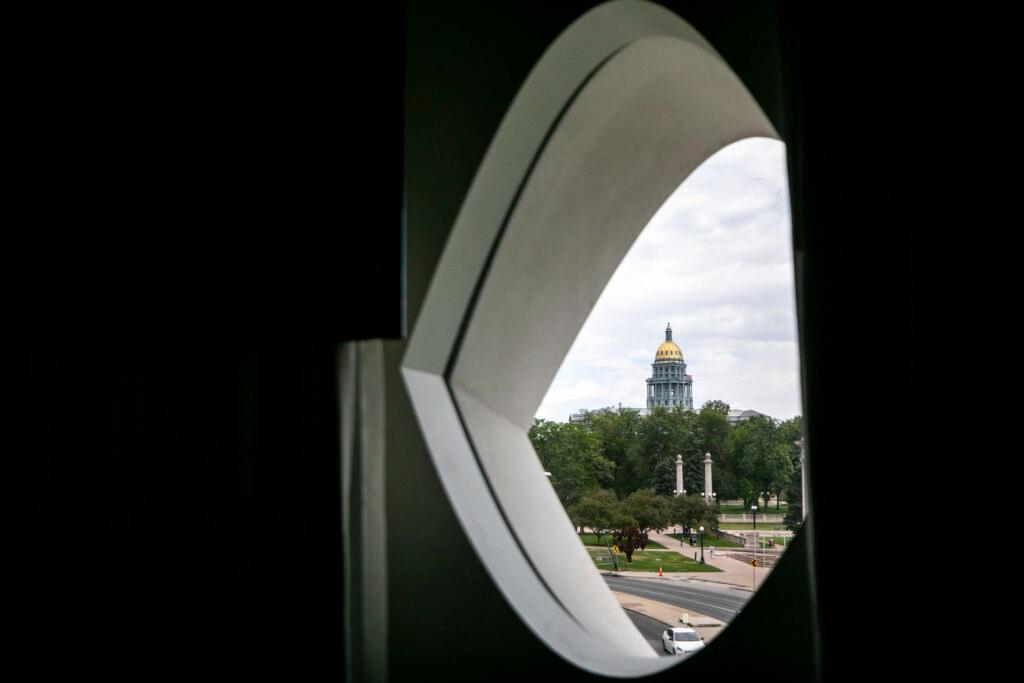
[699,526,705,564]
[751,504,758,553]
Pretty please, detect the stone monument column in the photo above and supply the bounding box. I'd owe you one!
[703,452,713,503]
[675,454,684,496]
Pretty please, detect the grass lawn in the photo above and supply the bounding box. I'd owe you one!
[718,522,789,531]
[666,532,743,548]
[578,533,665,549]
[587,547,720,573]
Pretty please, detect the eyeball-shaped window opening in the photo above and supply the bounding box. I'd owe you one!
[402,1,795,677]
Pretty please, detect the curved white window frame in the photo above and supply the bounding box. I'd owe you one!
[402,1,779,676]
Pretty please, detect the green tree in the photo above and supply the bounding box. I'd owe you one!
[761,443,795,509]
[528,418,615,510]
[652,456,677,496]
[779,416,805,529]
[777,416,804,509]
[578,408,645,497]
[570,489,619,542]
[692,400,732,504]
[620,489,671,551]
[783,478,803,532]
[608,489,672,561]
[635,407,698,509]
[730,415,795,509]
[667,493,719,535]
[621,489,670,532]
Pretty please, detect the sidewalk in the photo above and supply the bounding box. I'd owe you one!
[642,530,771,591]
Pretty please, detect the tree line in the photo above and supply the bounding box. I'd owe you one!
[529,400,805,559]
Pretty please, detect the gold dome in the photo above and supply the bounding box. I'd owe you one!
[655,340,683,362]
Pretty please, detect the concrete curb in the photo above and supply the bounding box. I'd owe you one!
[611,590,725,644]
[601,570,758,593]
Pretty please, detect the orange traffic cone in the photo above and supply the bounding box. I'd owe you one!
[659,560,663,577]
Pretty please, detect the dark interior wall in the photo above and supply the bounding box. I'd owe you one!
[9,5,405,675]
[9,346,343,676]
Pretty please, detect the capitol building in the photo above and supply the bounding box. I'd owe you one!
[566,324,769,423]
[646,323,693,410]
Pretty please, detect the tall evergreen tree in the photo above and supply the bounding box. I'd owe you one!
[652,457,677,496]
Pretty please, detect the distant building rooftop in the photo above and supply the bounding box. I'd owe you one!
[567,404,647,423]
[726,409,768,424]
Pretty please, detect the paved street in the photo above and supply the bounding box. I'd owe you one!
[623,610,674,656]
[604,575,751,624]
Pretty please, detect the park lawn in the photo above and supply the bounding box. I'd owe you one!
[578,533,666,549]
[666,532,743,548]
[587,547,720,573]
[718,522,788,531]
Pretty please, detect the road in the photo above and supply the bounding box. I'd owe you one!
[623,610,673,656]
[603,575,753,624]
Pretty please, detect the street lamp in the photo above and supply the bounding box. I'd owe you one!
[751,504,758,554]
[699,525,705,564]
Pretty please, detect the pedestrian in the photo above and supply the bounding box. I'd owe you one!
[710,545,715,558]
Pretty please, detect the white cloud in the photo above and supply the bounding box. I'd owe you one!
[535,138,803,422]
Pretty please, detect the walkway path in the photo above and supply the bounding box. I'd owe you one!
[640,530,771,591]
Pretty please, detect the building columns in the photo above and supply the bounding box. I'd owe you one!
[703,452,713,503]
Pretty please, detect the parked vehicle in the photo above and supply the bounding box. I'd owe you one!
[662,627,705,655]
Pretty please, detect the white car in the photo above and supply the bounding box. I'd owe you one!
[662,627,705,655]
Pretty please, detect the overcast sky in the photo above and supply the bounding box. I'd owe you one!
[535,137,802,423]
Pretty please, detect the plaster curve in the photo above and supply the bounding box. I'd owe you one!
[403,1,779,677]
